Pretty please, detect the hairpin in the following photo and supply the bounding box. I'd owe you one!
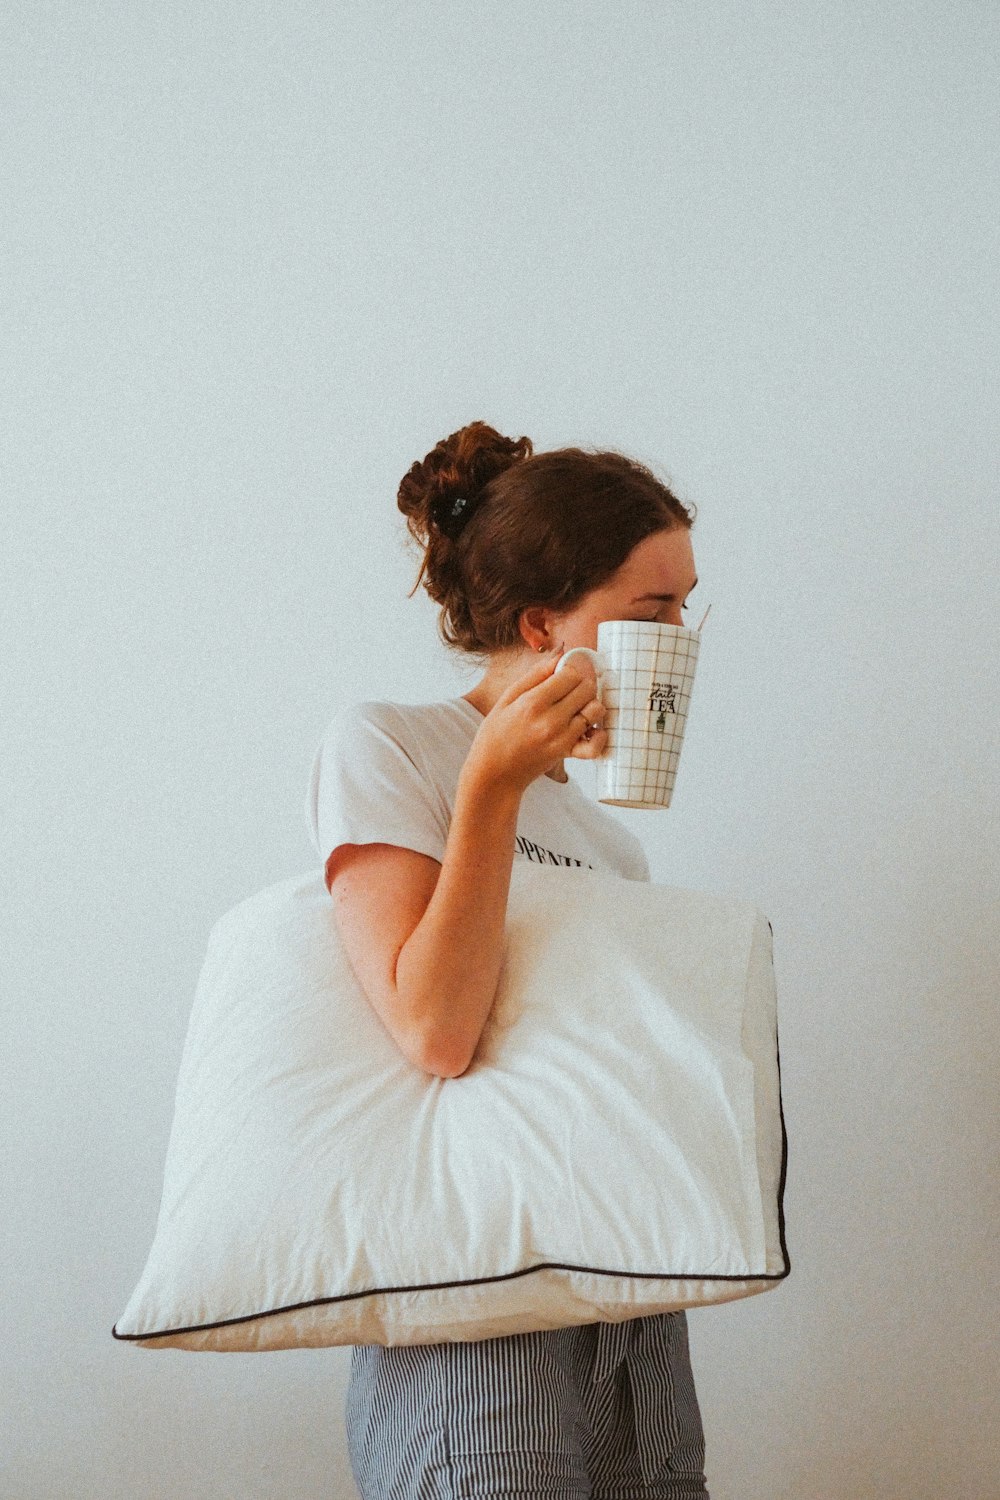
[432,490,483,541]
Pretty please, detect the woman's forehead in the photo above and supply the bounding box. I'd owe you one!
[615,529,696,591]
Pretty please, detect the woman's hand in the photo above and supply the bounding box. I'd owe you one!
[461,647,608,798]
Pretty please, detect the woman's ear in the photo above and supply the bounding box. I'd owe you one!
[519,604,559,652]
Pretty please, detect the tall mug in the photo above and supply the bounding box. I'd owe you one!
[554,620,701,808]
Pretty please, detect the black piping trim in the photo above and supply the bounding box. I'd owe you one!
[113,1251,791,1343]
[774,1006,791,1278]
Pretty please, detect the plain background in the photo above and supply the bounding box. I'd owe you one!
[3,2,998,1497]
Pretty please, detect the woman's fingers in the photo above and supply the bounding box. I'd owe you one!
[553,667,601,718]
[571,726,608,758]
[568,692,607,756]
[490,649,610,774]
[497,648,564,707]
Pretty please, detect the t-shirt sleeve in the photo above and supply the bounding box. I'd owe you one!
[304,700,449,875]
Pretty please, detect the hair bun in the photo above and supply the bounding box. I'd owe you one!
[399,421,533,546]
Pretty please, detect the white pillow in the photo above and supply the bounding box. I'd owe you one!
[113,862,789,1351]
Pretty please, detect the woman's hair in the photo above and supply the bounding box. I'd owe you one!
[398,420,696,667]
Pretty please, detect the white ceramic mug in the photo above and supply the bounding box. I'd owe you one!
[554,620,701,808]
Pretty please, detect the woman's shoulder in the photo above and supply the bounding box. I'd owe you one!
[320,697,476,779]
[328,696,473,741]
[305,700,463,870]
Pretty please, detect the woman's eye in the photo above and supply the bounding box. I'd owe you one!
[644,605,690,621]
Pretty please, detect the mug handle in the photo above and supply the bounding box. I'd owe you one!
[553,646,606,693]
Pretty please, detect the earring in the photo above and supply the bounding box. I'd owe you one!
[537,643,546,652]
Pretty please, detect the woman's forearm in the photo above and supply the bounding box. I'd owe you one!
[394,764,522,1078]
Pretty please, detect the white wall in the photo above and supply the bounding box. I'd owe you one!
[4,3,998,1496]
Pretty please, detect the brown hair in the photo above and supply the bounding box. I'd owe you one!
[398,420,696,666]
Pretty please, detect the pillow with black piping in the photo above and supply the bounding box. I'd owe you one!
[113,861,789,1351]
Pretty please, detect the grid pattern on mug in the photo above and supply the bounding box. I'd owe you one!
[599,622,699,805]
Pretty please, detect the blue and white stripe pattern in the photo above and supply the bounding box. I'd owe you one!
[345,1310,709,1497]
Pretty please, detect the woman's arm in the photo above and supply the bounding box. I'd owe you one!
[327,765,521,1080]
[328,652,605,1078]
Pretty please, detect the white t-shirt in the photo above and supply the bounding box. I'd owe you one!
[305,696,650,885]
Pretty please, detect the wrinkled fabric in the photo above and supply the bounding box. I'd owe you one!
[345,1311,709,1498]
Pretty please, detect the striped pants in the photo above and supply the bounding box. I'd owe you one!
[344,1311,710,1498]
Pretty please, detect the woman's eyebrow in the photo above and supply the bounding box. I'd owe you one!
[631,577,699,603]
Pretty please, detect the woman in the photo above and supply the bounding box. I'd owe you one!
[306,421,709,1498]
